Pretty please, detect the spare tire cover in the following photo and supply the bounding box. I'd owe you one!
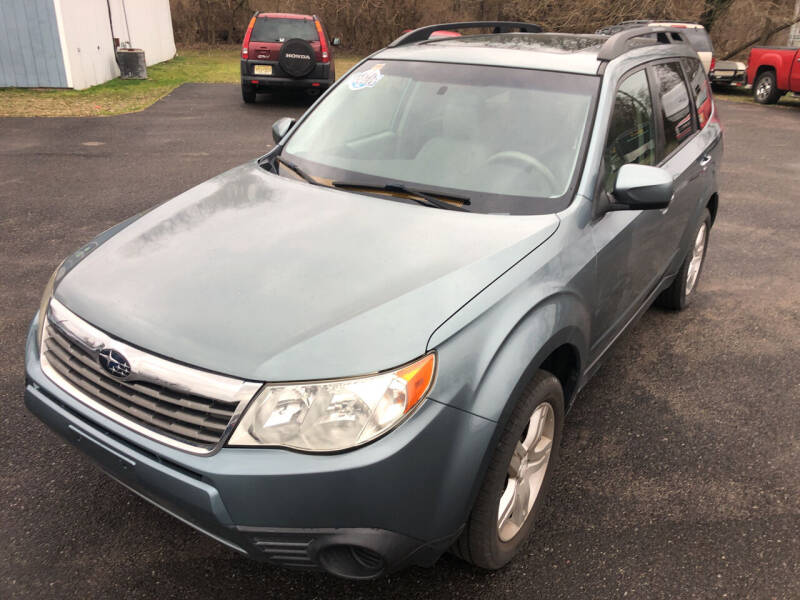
[279,38,316,78]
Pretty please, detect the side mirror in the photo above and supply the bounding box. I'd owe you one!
[272,117,295,145]
[332,37,341,47]
[609,164,674,211]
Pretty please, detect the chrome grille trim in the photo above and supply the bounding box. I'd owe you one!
[40,298,262,454]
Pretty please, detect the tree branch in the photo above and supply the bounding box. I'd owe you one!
[722,15,800,60]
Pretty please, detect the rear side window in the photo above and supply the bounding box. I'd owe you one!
[652,62,695,158]
[603,69,656,191]
[682,57,712,128]
[681,28,713,53]
[251,18,317,43]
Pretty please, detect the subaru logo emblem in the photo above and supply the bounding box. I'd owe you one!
[98,348,131,378]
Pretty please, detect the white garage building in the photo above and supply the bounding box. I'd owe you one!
[0,0,176,90]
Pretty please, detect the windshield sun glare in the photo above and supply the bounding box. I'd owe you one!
[282,60,599,215]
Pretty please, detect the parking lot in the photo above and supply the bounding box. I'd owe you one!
[1,84,798,599]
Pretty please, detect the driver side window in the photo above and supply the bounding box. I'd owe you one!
[603,69,656,192]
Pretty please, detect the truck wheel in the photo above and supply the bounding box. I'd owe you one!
[753,71,780,104]
[453,370,564,570]
[656,208,711,311]
[242,83,256,104]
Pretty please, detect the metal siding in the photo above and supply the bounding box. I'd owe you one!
[22,1,43,81]
[0,0,68,87]
[32,0,57,83]
[58,0,117,90]
[0,3,13,84]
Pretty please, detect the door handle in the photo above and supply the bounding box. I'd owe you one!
[698,154,712,168]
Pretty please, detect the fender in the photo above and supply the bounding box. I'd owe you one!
[425,198,595,423]
[428,291,590,423]
[426,290,591,530]
[749,52,788,89]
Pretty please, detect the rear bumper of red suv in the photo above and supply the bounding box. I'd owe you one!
[241,60,334,90]
[243,75,333,90]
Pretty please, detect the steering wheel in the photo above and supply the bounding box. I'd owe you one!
[486,151,560,196]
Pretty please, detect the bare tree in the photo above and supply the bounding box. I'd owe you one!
[168,0,795,55]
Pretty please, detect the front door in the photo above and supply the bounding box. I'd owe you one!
[591,68,663,356]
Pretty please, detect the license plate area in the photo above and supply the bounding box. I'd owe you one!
[253,65,272,76]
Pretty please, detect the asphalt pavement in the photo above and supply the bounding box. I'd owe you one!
[1,84,798,599]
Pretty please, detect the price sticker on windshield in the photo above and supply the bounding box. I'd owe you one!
[348,63,386,90]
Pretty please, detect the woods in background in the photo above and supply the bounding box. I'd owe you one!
[169,0,798,58]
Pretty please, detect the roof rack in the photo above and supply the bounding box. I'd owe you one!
[597,26,687,62]
[618,19,702,25]
[388,21,542,47]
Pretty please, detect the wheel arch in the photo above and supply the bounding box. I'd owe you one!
[487,323,585,427]
[755,64,776,80]
[539,342,582,410]
[706,192,719,227]
[429,289,590,423]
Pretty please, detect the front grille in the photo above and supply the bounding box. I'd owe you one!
[40,299,261,453]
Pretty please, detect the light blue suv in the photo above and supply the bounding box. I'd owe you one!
[24,22,721,579]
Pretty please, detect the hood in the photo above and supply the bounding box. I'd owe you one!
[55,163,558,381]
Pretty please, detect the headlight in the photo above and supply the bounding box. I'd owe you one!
[228,353,436,452]
[36,265,61,349]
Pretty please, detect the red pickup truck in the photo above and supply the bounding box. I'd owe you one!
[747,46,800,104]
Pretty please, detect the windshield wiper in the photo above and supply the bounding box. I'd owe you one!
[332,181,471,212]
[274,156,320,186]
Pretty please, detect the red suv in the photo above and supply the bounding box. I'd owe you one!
[240,12,340,103]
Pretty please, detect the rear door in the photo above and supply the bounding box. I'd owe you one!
[680,56,722,221]
[645,61,700,272]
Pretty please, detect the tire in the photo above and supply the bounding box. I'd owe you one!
[454,370,564,570]
[656,208,711,311]
[279,38,315,78]
[241,83,256,104]
[753,70,780,104]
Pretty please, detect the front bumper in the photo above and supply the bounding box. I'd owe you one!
[710,71,747,86]
[23,318,494,578]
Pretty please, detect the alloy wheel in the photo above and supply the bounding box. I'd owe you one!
[686,222,707,295]
[497,402,555,542]
[756,78,772,101]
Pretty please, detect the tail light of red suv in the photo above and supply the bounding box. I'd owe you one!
[242,15,257,59]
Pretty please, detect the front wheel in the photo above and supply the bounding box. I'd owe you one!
[241,83,256,104]
[753,71,781,104]
[453,370,564,570]
[656,208,711,311]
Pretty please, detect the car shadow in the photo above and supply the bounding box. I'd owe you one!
[246,90,321,110]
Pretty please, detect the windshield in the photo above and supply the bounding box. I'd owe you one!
[252,18,317,42]
[281,60,599,214]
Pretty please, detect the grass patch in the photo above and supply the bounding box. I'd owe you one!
[713,85,800,108]
[0,47,362,118]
